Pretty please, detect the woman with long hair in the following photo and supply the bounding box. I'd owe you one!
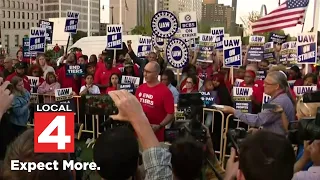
[8,76,30,140]
[106,73,120,93]
[36,53,55,78]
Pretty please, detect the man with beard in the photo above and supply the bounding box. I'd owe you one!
[6,62,31,92]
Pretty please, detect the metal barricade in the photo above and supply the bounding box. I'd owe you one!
[202,108,225,166]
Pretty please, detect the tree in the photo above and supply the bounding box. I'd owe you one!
[131,26,148,35]
[72,31,87,43]
[131,11,153,36]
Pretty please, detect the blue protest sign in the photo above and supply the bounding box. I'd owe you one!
[166,38,189,69]
[297,32,317,64]
[223,36,242,67]
[151,33,167,51]
[65,65,85,76]
[268,32,287,44]
[211,27,224,49]
[106,24,123,50]
[23,38,37,58]
[119,84,135,94]
[137,36,152,58]
[64,11,79,34]
[39,20,54,44]
[247,36,265,62]
[279,42,289,63]
[29,27,46,53]
[151,10,178,38]
[200,91,215,107]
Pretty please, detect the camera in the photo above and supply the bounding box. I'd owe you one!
[288,92,320,144]
[165,93,207,143]
[227,128,248,153]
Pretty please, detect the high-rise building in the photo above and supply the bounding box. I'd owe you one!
[0,0,42,56]
[201,1,234,31]
[161,0,202,20]
[42,0,100,35]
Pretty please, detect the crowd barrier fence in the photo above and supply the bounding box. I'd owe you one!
[27,93,248,167]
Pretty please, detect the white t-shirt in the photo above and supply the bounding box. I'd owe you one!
[80,85,101,94]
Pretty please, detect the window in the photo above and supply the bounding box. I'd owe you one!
[22,22,25,29]
[27,12,29,19]
[4,35,9,48]
[22,12,24,19]
[36,13,38,20]
[18,22,20,29]
[27,3,29,9]
[17,1,19,8]
[17,11,20,18]
[13,11,15,18]
[8,11,10,18]
[36,4,38,10]
[31,13,34,19]
[31,3,33,10]
[22,2,24,9]
[2,21,5,29]
[13,22,15,29]
[6,0,9,7]
[15,35,19,47]
[11,1,14,8]
[2,10,4,18]
[8,21,10,28]
[27,22,29,29]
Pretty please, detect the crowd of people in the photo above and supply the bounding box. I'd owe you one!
[0,39,319,180]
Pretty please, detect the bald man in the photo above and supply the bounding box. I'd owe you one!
[135,61,174,141]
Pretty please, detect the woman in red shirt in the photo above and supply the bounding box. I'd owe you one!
[240,70,263,113]
[106,73,120,93]
[181,75,198,93]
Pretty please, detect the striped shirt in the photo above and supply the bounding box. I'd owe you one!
[234,93,295,135]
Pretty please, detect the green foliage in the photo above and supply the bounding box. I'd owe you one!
[130,11,153,36]
[131,26,148,35]
[72,31,87,43]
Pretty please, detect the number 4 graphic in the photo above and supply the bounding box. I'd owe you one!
[38,116,71,150]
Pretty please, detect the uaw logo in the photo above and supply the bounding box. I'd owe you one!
[166,38,189,68]
[151,33,166,50]
[151,10,178,38]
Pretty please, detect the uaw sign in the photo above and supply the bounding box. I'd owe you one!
[179,12,197,39]
[106,24,123,50]
[151,33,166,51]
[39,20,54,44]
[23,38,37,58]
[297,32,317,64]
[223,36,242,67]
[29,27,46,53]
[247,36,265,62]
[166,38,189,69]
[287,41,297,64]
[280,42,289,63]
[137,36,152,58]
[151,10,178,38]
[211,27,224,50]
[293,86,317,96]
[64,11,79,34]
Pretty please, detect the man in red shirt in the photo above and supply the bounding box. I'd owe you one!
[96,51,108,70]
[94,57,121,93]
[135,61,174,141]
[6,62,31,92]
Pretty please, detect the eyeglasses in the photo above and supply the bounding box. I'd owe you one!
[186,81,193,84]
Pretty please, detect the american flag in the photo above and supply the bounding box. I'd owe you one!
[252,0,309,34]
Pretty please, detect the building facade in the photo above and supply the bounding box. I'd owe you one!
[42,0,100,35]
[161,0,202,20]
[0,0,42,56]
[201,0,234,31]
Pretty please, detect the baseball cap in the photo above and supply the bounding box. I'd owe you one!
[15,62,26,69]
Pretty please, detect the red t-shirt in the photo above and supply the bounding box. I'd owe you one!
[55,65,80,94]
[197,65,213,80]
[116,64,140,77]
[135,83,174,141]
[94,66,121,93]
[106,86,117,93]
[96,58,105,70]
[6,72,31,92]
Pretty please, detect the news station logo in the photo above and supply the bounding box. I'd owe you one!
[34,103,74,153]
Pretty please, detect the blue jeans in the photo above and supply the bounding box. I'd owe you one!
[205,112,213,128]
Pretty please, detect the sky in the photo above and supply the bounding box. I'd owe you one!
[100,0,317,36]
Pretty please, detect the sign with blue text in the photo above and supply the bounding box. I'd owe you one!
[119,84,135,94]
[151,33,166,51]
[200,91,215,107]
[223,36,242,67]
[137,36,152,58]
[280,42,289,63]
[106,24,123,50]
[151,11,178,38]
[23,38,37,58]
[287,41,297,65]
[247,36,265,62]
[179,12,197,39]
[264,42,275,64]
[65,65,85,76]
[166,38,189,69]
[39,20,54,44]
[211,27,224,50]
[29,27,46,53]
[261,93,272,111]
[198,33,215,63]
[64,11,79,34]
[233,87,253,113]
[297,32,317,64]
[293,86,317,96]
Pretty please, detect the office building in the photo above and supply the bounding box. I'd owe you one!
[161,0,202,20]
[41,0,100,35]
[0,0,42,56]
[201,0,235,30]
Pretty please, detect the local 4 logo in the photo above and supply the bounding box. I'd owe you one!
[34,103,74,153]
